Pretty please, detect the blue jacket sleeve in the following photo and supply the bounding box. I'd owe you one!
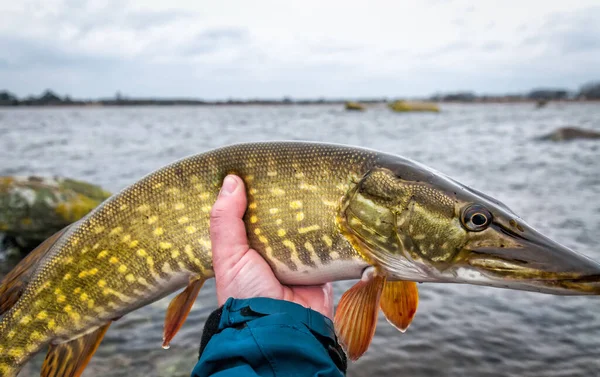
[191,297,347,377]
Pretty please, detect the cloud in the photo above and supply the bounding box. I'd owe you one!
[0,0,598,98]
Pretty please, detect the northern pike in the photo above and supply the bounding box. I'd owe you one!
[1,141,599,376]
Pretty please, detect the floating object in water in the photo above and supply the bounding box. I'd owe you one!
[1,141,599,376]
[537,126,600,141]
[388,100,440,113]
[345,102,366,111]
[0,176,111,254]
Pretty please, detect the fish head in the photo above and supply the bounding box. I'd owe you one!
[339,156,600,295]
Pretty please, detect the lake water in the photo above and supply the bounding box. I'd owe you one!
[1,103,599,377]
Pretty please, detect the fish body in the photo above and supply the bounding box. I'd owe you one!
[1,141,599,376]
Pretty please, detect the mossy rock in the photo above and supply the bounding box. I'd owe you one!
[0,176,111,252]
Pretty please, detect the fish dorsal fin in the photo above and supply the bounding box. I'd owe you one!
[380,280,419,332]
[334,267,385,361]
[163,277,204,349]
[0,225,70,314]
[41,322,111,377]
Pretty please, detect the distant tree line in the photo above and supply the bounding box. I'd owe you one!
[1,81,600,107]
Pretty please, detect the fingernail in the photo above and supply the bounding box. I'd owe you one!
[220,176,237,195]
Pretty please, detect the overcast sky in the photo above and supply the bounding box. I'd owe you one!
[1,0,599,99]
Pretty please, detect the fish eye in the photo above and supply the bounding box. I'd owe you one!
[462,204,492,231]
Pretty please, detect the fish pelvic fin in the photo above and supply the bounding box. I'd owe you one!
[380,280,419,332]
[41,322,111,377]
[163,277,204,349]
[334,268,385,361]
[0,225,70,315]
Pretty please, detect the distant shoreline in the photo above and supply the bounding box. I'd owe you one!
[1,98,599,108]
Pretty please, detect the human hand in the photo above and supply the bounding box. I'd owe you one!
[209,175,334,319]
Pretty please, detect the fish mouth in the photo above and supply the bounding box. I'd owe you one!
[445,224,600,295]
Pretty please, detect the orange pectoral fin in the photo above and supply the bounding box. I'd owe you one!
[380,280,419,332]
[41,321,111,377]
[162,277,204,349]
[334,271,385,361]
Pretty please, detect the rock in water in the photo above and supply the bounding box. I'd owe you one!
[538,127,600,141]
[0,176,111,253]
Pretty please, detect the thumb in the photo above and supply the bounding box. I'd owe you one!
[209,175,249,276]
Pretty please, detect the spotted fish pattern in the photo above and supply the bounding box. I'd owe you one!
[0,142,381,375]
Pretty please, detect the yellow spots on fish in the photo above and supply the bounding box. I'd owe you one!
[160,241,172,250]
[8,348,24,358]
[137,248,147,257]
[322,235,333,247]
[250,215,258,223]
[258,235,269,244]
[63,273,72,280]
[283,240,296,252]
[78,270,89,278]
[146,256,154,267]
[129,240,139,248]
[118,265,128,273]
[147,215,158,225]
[174,202,185,210]
[80,292,89,301]
[304,241,315,253]
[184,244,194,259]
[300,183,318,192]
[296,212,305,221]
[270,187,285,196]
[29,331,43,342]
[121,234,132,243]
[199,238,211,249]
[136,204,150,213]
[153,227,164,236]
[48,319,57,330]
[137,277,150,287]
[57,294,66,303]
[153,182,164,190]
[299,225,321,234]
[249,188,258,195]
[249,202,257,209]
[277,229,287,237]
[98,280,107,288]
[109,256,119,264]
[6,330,15,339]
[36,310,48,320]
[178,216,189,224]
[290,200,303,210]
[80,246,90,255]
[295,171,305,179]
[199,192,210,200]
[201,205,211,213]
[269,207,280,215]
[254,228,261,235]
[74,287,81,294]
[245,174,254,182]
[165,187,180,195]
[267,171,278,177]
[54,287,62,295]
[331,251,340,260]
[414,234,426,240]
[19,315,31,325]
[162,262,174,274]
[93,225,105,234]
[119,203,128,211]
[276,219,283,225]
[185,225,197,234]
[171,249,181,258]
[126,274,136,283]
[87,299,95,309]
